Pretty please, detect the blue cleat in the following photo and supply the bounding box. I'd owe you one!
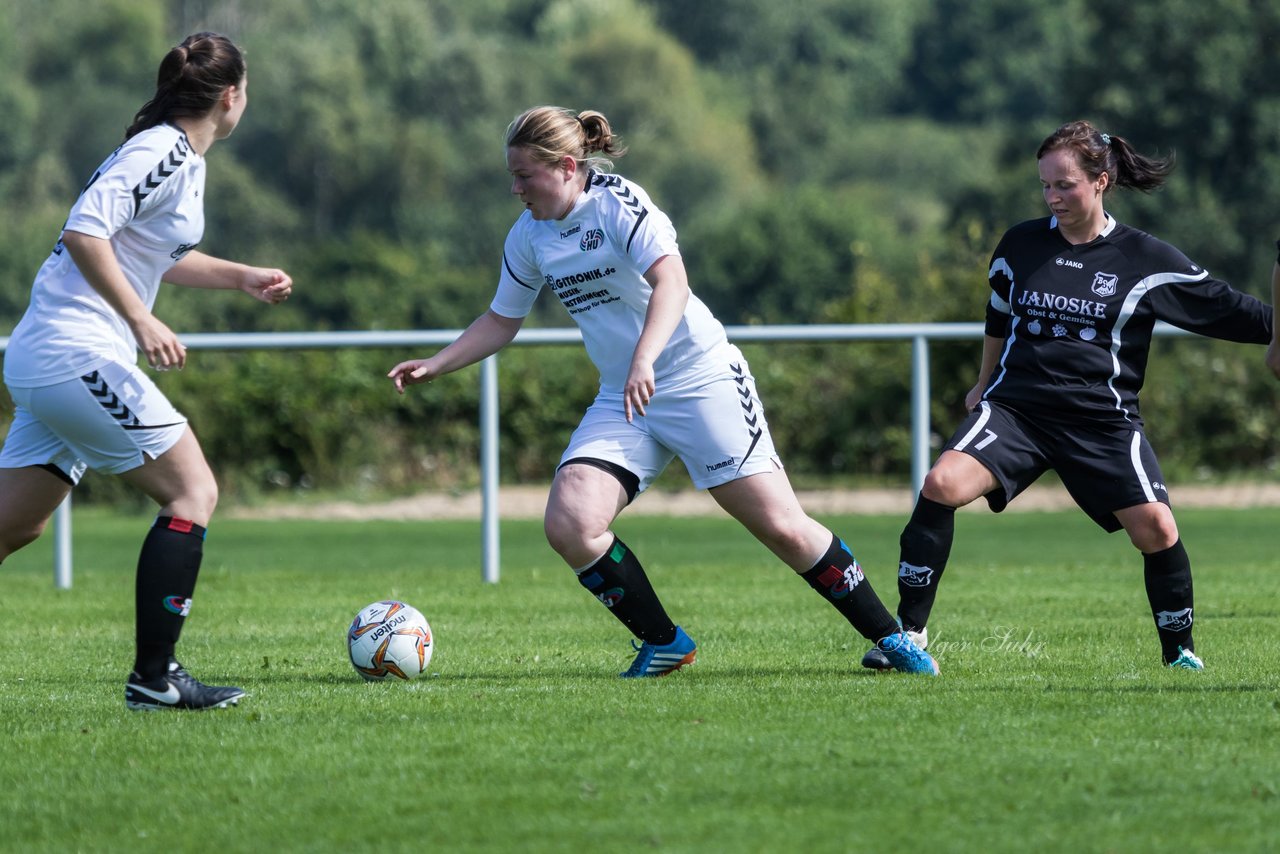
[621,626,697,678]
[1167,646,1204,670]
[862,626,927,671]
[874,630,939,675]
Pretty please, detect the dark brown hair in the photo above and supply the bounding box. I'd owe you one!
[1037,120,1174,193]
[125,32,245,140]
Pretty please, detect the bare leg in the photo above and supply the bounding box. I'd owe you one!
[543,463,628,568]
[119,428,218,525]
[712,468,909,648]
[545,463,680,647]
[118,427,220,680]
[708,468,831,571]
[0,466,73,563]
[1116,502,1195,665]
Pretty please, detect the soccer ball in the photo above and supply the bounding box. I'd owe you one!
[347,600,434,681]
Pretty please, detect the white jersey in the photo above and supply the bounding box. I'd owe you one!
[4,123,205,388]
[491,172,732,393]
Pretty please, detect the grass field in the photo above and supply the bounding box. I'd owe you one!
[1,505,1278,852]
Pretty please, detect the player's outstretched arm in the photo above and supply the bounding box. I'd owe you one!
[164,250,292,305]
[62,230,187,371]
[388,310,524,394]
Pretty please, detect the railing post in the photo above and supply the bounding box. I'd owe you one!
[480,354,500,584]
[911,335,931,499]
[13,323,1026,587]
[54,493,72,589]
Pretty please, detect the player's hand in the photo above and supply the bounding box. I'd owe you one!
[623,360,656,422]
[964,382,993,412]
[1266,341,1280,380]
[387,359,437,394]
[241,267,293,304]
[132,313,186,371]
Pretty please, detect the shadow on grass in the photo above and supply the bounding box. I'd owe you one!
[1036,682,1277,694]
[210,662,899,685]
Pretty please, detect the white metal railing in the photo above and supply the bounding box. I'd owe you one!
[4,321,1196,586]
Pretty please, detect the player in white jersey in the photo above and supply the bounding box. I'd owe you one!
[389,105,937,677]
[0,33,293,710]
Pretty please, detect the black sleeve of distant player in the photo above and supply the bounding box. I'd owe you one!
[982,230,1018,338]
[984,301,1011,337]
[1148,273,1273,345]
[1141,237,1272,344]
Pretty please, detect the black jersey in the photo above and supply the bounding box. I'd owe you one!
[981,216,1272,424]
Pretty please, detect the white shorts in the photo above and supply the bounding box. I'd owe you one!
[560,356,783,494]
[0,360,188,483]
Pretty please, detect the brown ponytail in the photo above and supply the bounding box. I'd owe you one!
[125,32,245,140]
[1037,120,1174,194]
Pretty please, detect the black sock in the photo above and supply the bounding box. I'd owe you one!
[576,537,676,645]
[896,496,956,633]
[1143,539,1194,664]
[134,517,206,679]
[800,535,899,641]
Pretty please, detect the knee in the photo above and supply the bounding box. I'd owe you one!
[755,514,816,559]
[920,467,966,506]
[543,509,602,563]
[189,477,219,522]
[0,519,47,561]
[1129,514,1179,553]
[170,474,219,525]
[744,511,827,570]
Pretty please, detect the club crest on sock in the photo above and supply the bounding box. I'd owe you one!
[816,561,865,599]
[898,561,935,587]
[596,587,624,607]
[1155,607,1193,631]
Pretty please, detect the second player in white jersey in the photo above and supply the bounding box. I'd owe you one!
[5,123,206,387]
[389,105,938,678]
[0,32,293,711]
[493,170,731,394]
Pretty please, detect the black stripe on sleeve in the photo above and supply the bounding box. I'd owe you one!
[130,135,192,217]
[624,208,648,255]
[503,252,538,291]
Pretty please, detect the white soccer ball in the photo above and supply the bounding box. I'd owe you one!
[347,600,434,681]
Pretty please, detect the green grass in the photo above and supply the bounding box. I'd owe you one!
[2,507,1278,852]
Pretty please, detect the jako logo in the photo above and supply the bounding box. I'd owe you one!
[898,561,934,588]
[1055,257,1083,269]
[579,229,604,251]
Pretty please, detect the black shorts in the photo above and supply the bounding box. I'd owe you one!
[945,400,1170,532]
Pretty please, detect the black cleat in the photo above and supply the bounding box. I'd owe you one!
[125,658,245,711]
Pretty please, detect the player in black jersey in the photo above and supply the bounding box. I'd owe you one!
[862,120,1274,671]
